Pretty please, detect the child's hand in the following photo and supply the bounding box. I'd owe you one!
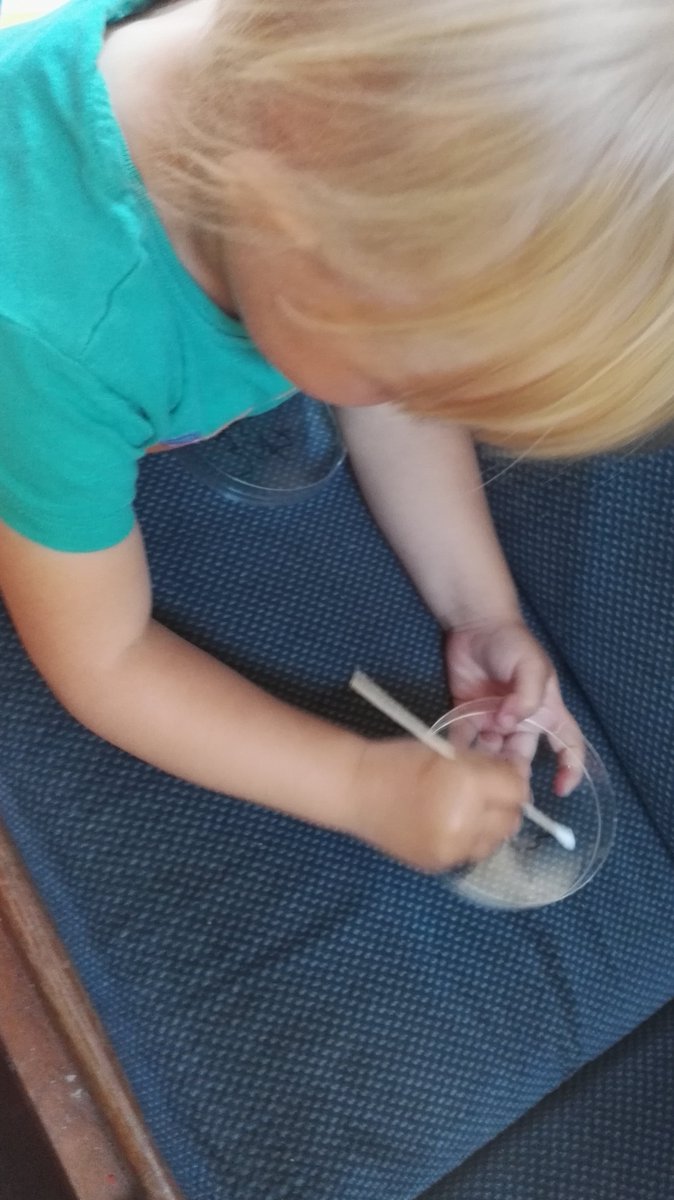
[446,618,584,797]
[350,739,527,872]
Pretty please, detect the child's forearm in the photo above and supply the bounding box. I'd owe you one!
[0,520,364,833]
[64,618,365,831]
[1,521,527,870]
[338,406,520,630]
[57,620,528,868]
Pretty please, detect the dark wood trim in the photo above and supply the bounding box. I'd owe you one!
[0,816,184,1200]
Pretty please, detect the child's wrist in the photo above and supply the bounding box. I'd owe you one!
[313,729,375,838]
[444,592,522,633]
[337,738,409,851]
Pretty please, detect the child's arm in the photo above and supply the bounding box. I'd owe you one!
[0,520,526,870]
[338,405,584,790]
[338,405,520,630]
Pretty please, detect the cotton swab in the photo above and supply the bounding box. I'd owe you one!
[350,671,576,853]
[519,803,576,851]
[350,672,458,762]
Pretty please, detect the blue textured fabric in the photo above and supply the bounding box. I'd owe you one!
[1,447,674,1200]
[422,997,674,1200]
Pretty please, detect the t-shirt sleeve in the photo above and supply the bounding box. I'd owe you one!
[0,318,153,552]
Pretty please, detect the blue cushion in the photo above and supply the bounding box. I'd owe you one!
[422,997,674,1199]
[1,450,673,1200]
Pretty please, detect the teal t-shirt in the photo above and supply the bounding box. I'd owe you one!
[0,0,293,552]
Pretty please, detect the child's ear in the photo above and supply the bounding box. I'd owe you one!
[226,149,319,250]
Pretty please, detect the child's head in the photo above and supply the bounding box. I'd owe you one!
[163,0,674,456]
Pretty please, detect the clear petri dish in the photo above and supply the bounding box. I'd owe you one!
[431,699,616,910]
[178,391,346,506]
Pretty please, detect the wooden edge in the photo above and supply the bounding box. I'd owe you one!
[0,814,185,1200]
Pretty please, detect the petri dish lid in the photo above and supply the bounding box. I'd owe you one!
[178,392,345,506]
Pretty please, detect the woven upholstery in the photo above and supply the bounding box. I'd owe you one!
[423,997,674,1200]
[1,446,673,1200]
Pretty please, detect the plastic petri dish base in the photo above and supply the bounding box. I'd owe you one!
[431,699,616,910]
[177,392,346,506]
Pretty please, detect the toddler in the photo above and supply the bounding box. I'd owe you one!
[1,0,672,870]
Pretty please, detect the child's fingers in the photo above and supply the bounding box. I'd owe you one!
[468,808,521,863]
[547,715,585,796]
[499,705,586,797]
[470,755,529,811]
[466,836,500,864]
[503,657,550,724]
[447,710,495,753]
[553,746,585,796]
[502,727,539,765]
[447,719,478,753]
[494,695,521,733]
[475,730,505,757]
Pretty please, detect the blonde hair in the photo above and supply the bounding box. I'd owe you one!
[161,0,674,456]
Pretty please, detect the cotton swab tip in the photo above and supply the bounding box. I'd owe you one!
[555,825,577,852]
[523,801,576,852]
